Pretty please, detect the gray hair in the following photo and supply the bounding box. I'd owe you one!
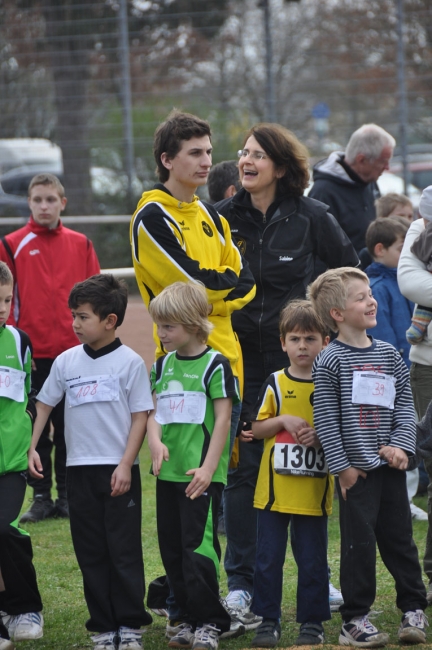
[345,124,396,164]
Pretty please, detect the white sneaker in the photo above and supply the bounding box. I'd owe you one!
[2,612,43,641]
[0,636,14,650]
[91,631,118,650]
[118,626,144,650]
[398,610,428,644]
[329,582,344,612]
[192,624,219,650]
[168,622,195,648]
[410,503,428,521]
[225,589,251,610]
[340,615,389,647]
[150,607,168,617]
[224,590,262,630]
[219,598,245,639]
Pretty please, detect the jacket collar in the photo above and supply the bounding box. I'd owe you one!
[230,188,296,221]
[28,215,64,235]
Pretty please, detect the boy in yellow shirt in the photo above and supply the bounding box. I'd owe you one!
[250,300,333,647]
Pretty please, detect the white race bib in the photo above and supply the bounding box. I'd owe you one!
[66,374,119,408]
[352,371,396,410]
[0,366,26,402]
[273,430,328,478]
[155,390,207,425]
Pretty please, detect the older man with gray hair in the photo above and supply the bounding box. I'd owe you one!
[309,123,395,252]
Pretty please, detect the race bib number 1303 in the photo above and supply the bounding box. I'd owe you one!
[274,430,328,478]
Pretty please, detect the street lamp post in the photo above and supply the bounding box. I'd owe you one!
[258,0,301,124]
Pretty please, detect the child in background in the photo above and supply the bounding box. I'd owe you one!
[0,173,100,524]
[406,186,432,344]
[364,217,412,366]
[28,274,153,650]
[0,261,43,649]
[359,193,413,269]
[147,282,239,650]
[309,267,428,647]
[250,300,333,648]
[375,193,414,222]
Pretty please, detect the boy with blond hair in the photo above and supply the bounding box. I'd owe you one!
[147,282,239,650]
[250,300,332,648]
[308,267,427,647]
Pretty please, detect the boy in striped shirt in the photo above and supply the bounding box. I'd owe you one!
[309,267,427,648]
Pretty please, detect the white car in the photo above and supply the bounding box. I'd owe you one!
[376,171,421,208]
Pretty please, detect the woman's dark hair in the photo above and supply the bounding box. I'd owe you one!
[244,123,310,197]
[68,274,128,328]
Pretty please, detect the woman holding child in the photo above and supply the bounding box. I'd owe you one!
[215,123,359,635]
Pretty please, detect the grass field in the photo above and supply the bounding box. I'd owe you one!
[15,446,431,649]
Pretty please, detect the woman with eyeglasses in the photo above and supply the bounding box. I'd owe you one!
[214,123,359,634]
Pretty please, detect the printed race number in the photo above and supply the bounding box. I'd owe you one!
[273,430,327,477]
[0,366,26,402]
[352,371,396,410]
[66,374,119,407]
[155,391,206,425]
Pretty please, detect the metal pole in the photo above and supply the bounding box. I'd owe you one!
[260,0,276,123]
[118,0,135,209]
[396,0,409,194]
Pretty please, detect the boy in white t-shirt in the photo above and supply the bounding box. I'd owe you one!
[28,274,153,650]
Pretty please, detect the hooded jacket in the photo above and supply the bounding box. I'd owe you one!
[130,185,256,372]
[365,262,414,367]
[0,216,100,359]
[398,219,432,366]
[309,151,380,252]
[215,188,359,352]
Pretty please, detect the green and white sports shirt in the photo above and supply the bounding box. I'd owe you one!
[151,346,239,484]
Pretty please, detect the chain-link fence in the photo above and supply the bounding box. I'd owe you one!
[1,0,432,216]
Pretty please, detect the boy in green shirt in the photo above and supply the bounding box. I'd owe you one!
[147,282,239,650]
[0,261,43,648]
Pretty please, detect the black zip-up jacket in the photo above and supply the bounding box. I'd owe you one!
[309,152,380,252]
[215,189,359,352]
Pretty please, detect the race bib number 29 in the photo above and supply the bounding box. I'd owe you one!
[274,430,327,478]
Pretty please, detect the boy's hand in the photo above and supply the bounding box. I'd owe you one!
[239,422,254,443]
[379,445,409,470]
[184,467,212,500]
[338,467,367,501]
[279,415,311,443]
[297,427,320,447]
[111,463,131,497]
[28,449,44,479]
[150,441,170,476]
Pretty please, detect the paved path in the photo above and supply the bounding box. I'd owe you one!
[119,295,155,370]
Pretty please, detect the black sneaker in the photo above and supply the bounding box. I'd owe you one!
[295,622,325,645]
[19,496,55,524]
[251,619,281,648]
[54,497,69,518]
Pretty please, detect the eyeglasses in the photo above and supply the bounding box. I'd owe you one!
[237,149,269,161]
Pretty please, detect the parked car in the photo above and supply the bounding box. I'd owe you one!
[0,163,142,202]
[0,185,29,217]
[376,171,421,208]
[390,159,432,192]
